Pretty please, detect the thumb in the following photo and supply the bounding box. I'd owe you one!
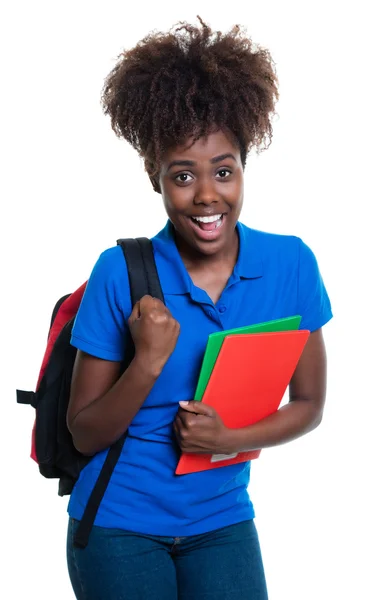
[128,299,141,324]
[178,401,215,417]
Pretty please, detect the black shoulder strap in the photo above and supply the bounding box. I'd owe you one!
[117,237,164,303]
[74,237,163,549]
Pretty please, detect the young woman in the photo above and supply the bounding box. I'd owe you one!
[66,18,332,600]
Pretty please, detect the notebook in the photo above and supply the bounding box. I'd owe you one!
[194,316,302,401]
[175,329,310,475]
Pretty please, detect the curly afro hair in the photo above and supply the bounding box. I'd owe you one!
[101,17,279,190]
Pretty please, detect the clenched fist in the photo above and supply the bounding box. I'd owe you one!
[128,295,180,377]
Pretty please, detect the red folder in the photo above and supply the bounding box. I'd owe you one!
[175,330,310,475]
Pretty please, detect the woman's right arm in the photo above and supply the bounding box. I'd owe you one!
[67,295,180,456]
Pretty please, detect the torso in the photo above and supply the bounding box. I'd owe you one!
[68,221,332,537]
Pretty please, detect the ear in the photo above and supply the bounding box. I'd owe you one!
[149,176,161,194]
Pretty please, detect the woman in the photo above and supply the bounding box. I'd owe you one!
[66,18,332,599]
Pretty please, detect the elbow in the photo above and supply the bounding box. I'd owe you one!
[72,435,97,458]
[311,408,323,431]
[73,438,96,457]
[67,415,96,457]
[291,396,324,432]
[69,431,92,457]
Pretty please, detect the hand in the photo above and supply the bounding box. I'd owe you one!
[173,401,232,454]
[128,295,180,377]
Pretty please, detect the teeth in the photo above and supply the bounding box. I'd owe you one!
[193,214,222,223]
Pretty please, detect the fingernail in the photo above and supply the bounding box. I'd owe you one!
[179,401,189,406]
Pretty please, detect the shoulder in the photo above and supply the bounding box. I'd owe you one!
[89,246,128,285]
[238,223,325,285]
[240,222,299,246]
[239,222,303,263]
[85,245,131,314]
[238,223,332,330]
[92,245,126,274]
[71,245,131,359]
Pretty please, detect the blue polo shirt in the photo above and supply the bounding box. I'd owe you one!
[68,221,332,536]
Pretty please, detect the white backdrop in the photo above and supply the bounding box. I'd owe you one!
[1,1,379,598]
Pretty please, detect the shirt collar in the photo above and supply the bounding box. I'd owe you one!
[152,221,192,295]
[152,220,263,296]
[234,221,264,280]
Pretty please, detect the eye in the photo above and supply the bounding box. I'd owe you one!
[216,169,232,179]
[175,173,193,184]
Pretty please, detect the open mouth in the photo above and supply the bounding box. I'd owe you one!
[190,214,224,232]
[187,213,227,242]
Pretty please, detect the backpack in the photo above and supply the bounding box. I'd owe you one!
[17,237,164,548]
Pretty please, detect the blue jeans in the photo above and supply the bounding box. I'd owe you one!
[67,518,268,599]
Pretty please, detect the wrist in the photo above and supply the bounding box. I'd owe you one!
[220,427,240,455]
[131,353,163,381]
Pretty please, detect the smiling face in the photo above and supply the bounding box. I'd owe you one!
[158,129,244,259]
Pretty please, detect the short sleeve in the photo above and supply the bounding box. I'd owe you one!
[297,239,333,332]
[70,246,132,361]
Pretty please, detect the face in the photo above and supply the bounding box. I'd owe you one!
[158,130,244,258]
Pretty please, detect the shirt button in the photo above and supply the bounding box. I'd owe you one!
[218,305,227,313]
[207,310,214,318]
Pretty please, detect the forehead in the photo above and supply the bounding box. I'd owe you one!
[162,130,240,163]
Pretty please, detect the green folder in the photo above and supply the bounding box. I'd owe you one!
[194,315,302,401]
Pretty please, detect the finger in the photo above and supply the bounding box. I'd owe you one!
[129,295,159,324]
[138,295,155,313]
[176,409,194,430]
[128,299,142,324]
[174,413,181,430]
[178,401,215,417]
[173,418,189,447]
[140,295,170,317]
[151,297,167,310]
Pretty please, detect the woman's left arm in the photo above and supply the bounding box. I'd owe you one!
[224,327,327,453]
[174,328,327,455]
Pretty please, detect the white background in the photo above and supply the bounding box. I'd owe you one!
[1,1,379,598]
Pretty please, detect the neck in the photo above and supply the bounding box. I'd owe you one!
[174,227,239,274]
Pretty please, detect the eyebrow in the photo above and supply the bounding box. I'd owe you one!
[167,153,237,171]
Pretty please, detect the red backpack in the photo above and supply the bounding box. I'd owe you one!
[17,237,164,548]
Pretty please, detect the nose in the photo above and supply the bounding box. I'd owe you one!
[193,178,221,206]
